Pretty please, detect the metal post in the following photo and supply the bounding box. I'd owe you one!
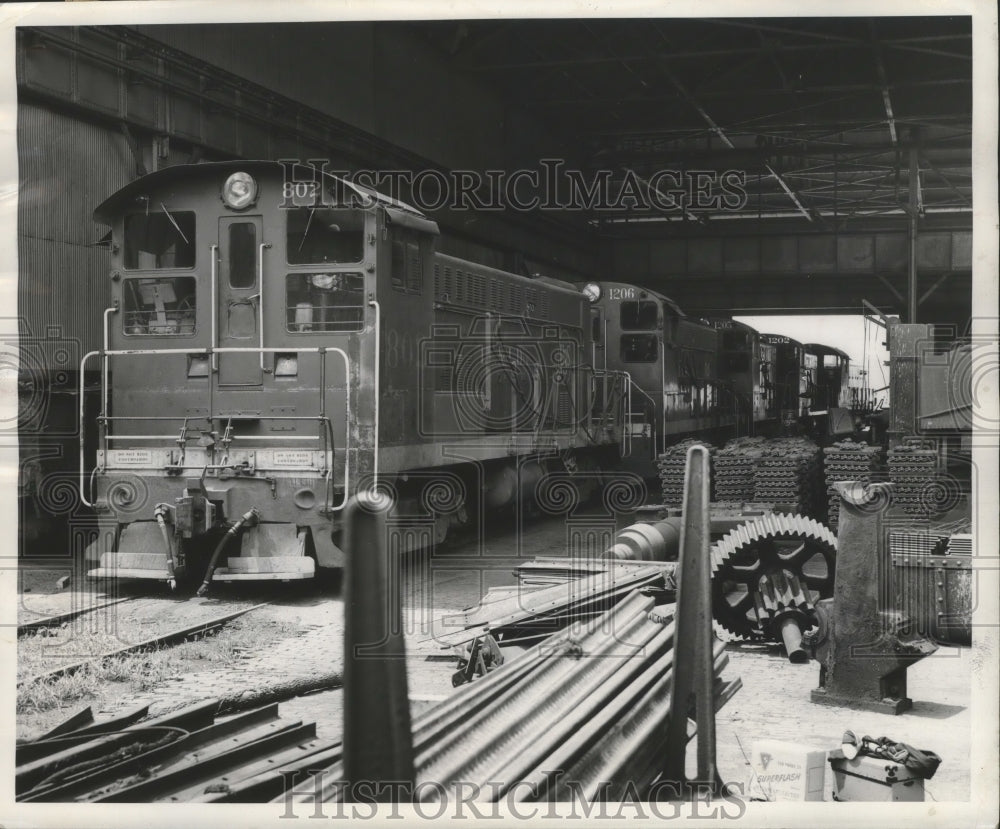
[342,490,414,798]
[663,444,716,789]
[908,129,920,323]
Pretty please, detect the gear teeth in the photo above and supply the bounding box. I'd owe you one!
[754,569,814,636]
[711,512,837,639]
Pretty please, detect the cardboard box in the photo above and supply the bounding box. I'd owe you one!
[829,754,925,802]
[747,740,827,801]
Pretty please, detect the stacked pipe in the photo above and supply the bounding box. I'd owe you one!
[658,439,714,505]
[285,592,741,805]
[887,444,943,517]
[751,438,821,517]
[823,440,883,530]
[713,437,768,502]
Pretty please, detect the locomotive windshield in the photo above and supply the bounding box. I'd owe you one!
[286,207,365,264]
[285,272,365,333]
[122,276,197,336]
[620,300,658,330]
[124,210,196,269]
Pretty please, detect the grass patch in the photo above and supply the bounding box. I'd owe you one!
[17,612,300,716]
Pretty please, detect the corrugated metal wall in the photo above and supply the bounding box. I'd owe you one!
[133,22,554,174]
[17,102,133,356]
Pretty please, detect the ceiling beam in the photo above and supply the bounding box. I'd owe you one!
[869,22,898,146]
[653,56,815,222]
[521,78,969,108]
[706,19,971,61]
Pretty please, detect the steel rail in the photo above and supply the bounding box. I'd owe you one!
[18,603,269,688]
[513,631,683,801]
[486,618,680,795]
[19,702,282,802]
[556,641,728,802]
[415,593,657,794]
[426,564,665,647]
[17,598,134,638]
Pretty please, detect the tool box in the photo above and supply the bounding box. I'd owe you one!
[829,753,926,801]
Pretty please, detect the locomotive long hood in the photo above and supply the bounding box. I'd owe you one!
[93,159,435,230]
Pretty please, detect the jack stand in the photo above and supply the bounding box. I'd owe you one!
[804,482,938,714]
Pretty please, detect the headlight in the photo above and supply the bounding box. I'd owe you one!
[582,282,602,302]
[310,273,337,290]
[221,172,258,210]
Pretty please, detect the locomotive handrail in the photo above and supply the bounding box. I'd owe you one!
[80,344,352,513]
[210,244,218,370]
[257,241,269,370]
[368,298,380,488]
[79,349,102,508]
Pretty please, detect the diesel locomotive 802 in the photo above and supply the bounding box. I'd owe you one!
[83,161,629,588]
[81,160,857,588]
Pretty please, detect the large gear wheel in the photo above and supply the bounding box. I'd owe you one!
[710,513,837,649]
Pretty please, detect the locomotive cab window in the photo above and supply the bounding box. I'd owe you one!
[286,207,364,264]
[721,330,748,351]
[620,300,658,330]
[122,276,196,336]
[286,272,365,333]
[620,333,658,363]
[124,211,196,269]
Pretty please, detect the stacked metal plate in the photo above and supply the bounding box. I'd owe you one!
[658,439,715,505]
[751,438,822,517]
[823,440,883,530]
[887,445,940,516]
[714,437,768,502]
[888,529,950,558]
[947,533,973,556]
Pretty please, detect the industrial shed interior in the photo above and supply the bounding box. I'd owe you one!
[12,16,992,811]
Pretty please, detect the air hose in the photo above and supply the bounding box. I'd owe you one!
[154,505,178,591]
[196,508,260,597]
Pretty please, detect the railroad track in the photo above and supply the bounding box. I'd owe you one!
[17,598,135,638]
[18,597,270,688]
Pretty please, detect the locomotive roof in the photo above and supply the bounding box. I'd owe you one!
[760,332,804,349]
[804,343,850,359]
[587,281,685,317]
[707,317,757,334]
[93,160,431,225]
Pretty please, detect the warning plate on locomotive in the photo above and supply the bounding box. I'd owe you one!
[110,449,153,466]
[271,450,315,467]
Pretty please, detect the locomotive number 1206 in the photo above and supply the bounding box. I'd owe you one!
[608,287,636,300]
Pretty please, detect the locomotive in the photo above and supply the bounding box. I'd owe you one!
[81,160,858,587]
[83,161,627,588]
